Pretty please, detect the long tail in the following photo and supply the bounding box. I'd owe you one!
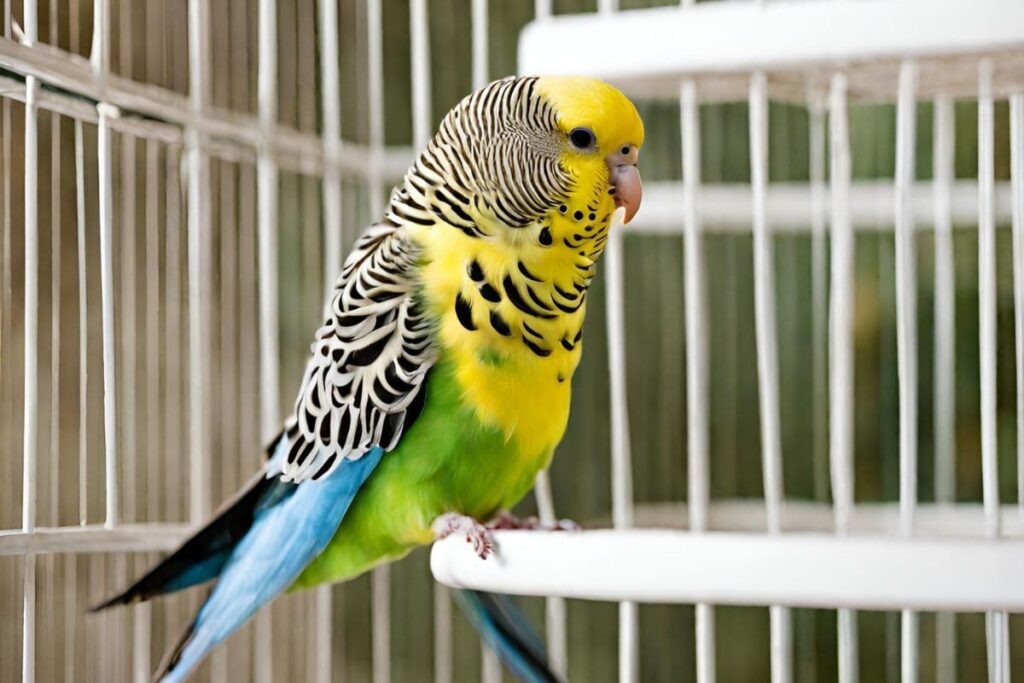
[454,589,565,683]
[90,468,290,611]
[92,437,384,683]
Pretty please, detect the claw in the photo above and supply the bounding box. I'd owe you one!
[432,513,494,559]
[485,510,581,532]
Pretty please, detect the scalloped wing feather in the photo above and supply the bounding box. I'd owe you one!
[282,222,437,482]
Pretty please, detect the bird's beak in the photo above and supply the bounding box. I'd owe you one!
[606,145,642,224]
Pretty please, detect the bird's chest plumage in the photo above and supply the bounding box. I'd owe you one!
[410,195,614,460]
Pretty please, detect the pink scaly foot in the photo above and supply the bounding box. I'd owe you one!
[432,513,494,559]
[485,510,581,532]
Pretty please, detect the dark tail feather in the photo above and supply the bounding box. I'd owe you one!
[91,455,294,611]
[454,589,565,683]
[92,433,292,612]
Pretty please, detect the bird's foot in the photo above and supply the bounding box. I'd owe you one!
[485,510,581,532]
[432,513,494,560]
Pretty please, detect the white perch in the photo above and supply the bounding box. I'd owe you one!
[432,530,1024,612]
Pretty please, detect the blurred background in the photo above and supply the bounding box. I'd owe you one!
[1,0,1022,681]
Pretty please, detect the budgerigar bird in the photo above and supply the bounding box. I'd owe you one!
[94,75,644,682]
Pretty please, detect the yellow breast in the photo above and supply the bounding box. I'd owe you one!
[411,190,616,458]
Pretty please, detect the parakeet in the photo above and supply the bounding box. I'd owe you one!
[94,75,644,682]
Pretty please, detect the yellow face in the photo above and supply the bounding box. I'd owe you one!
[536,76,645,222]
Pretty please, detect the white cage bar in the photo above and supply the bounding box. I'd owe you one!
[680,77,714,683]
[828,70,858,683]
[894,59,920,683]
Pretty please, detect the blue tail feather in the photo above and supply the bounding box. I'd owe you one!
[153,442,385,682]
[91,433,297,611]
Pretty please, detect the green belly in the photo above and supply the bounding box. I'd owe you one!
[293,354,553,589]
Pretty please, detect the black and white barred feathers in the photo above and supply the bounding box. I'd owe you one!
[283,76,571,482]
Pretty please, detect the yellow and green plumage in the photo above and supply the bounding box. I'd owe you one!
[300,76,644,586]
[97,75,644,682]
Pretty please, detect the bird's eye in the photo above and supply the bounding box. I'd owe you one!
[569,127,596,150]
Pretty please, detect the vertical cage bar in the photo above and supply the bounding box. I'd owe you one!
[681,78,715,683]
[606,221,636,683]
[23,552,36,683]
[98,110,118,529]
[313,584,333,683]
[165,144,184,525]
[749,70,792,683]
[187,0,212,525]
[471,0,488,90]
[598,0,618,15]
[534,0,552,20]
[136,138,161,683]
[187,0,216,661]
[933,95,958,683]
[978,58,1010,683]
[22,0,40,537]
[75,119,88,527]
[978,58,1000,539]
[93,0,118,670]
[748,72,784,537]
[829,72,859,683]
[932,96,957,512]
[410,0,431,153]
[367,0,390,680]
[48,116,62,532]
[163,141,180,524]
[367,0,385,218]
[89,0,109,75]
[895,60,920,683]
[320,0,343,295]
[317,1,343,680]
[534,471,568,678]
[895,62,919,542]
[90,0,118,532]
[373,565,391,683]
[1013,94,1024,518]
[257,0,280,439]
[22,3,40,682]
[255,0,279,678]
[433,581,452,683]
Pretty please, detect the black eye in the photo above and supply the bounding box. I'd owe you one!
[569,127,595,150]
[620,146,631,155]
